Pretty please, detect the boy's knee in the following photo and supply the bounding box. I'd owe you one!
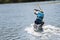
[41,22,44,25]
[43,22,44,24]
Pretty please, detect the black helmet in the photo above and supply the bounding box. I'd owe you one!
[34,9,39,11]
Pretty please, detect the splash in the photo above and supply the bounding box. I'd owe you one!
[25,23,60,38]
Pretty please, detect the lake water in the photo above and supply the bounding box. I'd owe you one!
[0,1,60,40]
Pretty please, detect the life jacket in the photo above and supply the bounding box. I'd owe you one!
[37,12,44,21]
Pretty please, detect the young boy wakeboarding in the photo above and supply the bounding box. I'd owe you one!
[33,9,44,31]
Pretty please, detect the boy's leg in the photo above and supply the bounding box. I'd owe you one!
[34,19,39,29]
[39,22,44,30]
[40,22,44,27]
[33,23,37,29]
[34,19,37,29]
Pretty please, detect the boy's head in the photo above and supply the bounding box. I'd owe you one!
[34,9,39,13]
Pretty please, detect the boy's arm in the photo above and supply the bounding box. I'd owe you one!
[34,12,37,15]
[37,4,44,13]
[34,11,38,15]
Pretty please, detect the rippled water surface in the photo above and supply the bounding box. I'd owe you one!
[0,1,60,40]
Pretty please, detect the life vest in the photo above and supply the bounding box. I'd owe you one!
[37,12,44,21]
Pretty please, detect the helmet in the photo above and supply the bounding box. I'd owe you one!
[34,9,39,11]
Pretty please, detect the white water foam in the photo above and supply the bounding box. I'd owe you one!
[25,23,60,38]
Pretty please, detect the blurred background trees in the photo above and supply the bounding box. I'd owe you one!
[0,0,56,3]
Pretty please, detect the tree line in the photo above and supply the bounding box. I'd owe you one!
[0,0,45,3]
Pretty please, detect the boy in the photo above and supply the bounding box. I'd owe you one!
[34,9,44,31]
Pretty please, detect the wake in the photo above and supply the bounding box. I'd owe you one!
[25,23,60,37]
